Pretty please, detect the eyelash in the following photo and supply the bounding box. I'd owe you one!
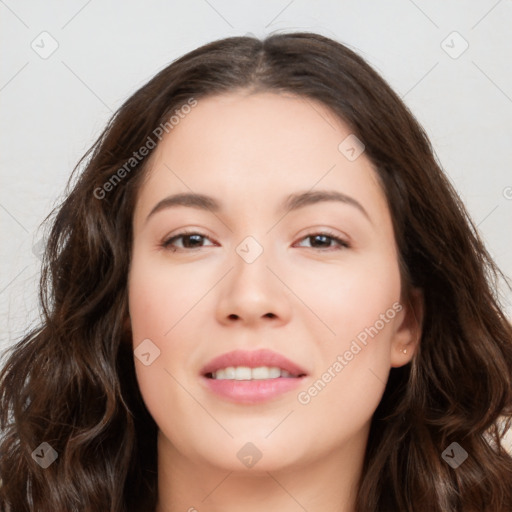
[161,229,351,252]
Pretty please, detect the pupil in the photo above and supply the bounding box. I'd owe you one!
[185,234,202,247]
[312,235,329,247]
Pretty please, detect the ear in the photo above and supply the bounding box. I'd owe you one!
[390,287,424,368]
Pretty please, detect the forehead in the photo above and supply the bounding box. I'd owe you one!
[134,91,388,226]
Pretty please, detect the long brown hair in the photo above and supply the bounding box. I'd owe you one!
[1,32,511,512]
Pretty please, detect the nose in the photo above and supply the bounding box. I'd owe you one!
[215,241,292,328]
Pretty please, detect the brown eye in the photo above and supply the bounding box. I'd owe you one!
[160,230,350,252]
[295,232,350,251]
[162,231,215,251]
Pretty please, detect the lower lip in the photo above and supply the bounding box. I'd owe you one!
[201,376,305,404]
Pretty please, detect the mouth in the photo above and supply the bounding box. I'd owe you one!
[205,366,305,380]
[200,349,308,403]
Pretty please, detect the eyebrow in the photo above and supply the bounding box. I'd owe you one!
[145,189,372,224]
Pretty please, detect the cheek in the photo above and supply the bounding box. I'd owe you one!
[128,250,203,338]
[127,251,220,439]
[293,313,399,455]
[290,251,402,346]
[127,254,184,418]
[291,255,401,423]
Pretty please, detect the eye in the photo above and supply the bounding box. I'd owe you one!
[294,231,350,251]
[161,230,350,252]
[161,230,216,251]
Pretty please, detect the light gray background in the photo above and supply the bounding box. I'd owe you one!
[1,0,511,373]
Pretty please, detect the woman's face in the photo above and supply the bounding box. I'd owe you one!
[128,91,419,472]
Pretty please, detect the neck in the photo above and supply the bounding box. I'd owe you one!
[154,426,368,512]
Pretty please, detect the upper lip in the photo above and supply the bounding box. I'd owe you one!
[200,349,308,377]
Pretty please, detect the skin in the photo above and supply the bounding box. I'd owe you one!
[128,91,423,512]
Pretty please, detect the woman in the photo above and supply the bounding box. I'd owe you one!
[1,32,511,512]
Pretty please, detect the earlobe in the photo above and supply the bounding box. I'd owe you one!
[390,288,424,367]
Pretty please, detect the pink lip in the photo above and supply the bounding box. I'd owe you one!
[199,349,308,404]
[200,349,308,376]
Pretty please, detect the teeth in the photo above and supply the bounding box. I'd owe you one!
[235,366,251,380]
[211,366,295,380]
